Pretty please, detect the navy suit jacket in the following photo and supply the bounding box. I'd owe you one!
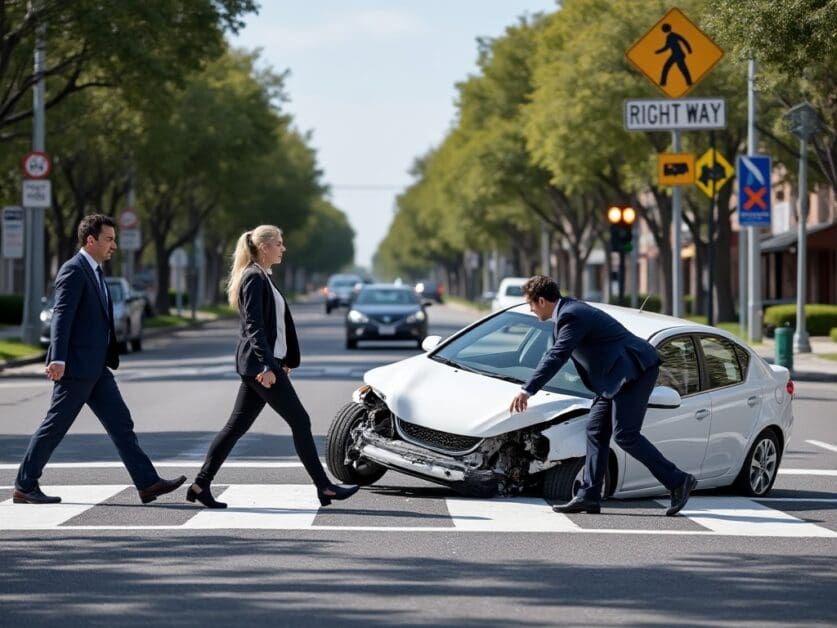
[523,296,660,399]
[46,252,119,378]
[235,264,300,376]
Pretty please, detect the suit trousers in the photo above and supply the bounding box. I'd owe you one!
[16,368,159,492]
[196,371,330,490]
[578,365,686,501]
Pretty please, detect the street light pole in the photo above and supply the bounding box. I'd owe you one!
[785,102,821,354]
[20,18,47,346]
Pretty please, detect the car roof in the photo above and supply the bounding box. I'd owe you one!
[507,300,698,340]
[498,277,527,286]
[361,283,414,291]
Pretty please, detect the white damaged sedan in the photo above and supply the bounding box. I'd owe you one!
[325,303,794,501]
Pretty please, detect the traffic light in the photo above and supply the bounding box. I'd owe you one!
[607,205,636,253]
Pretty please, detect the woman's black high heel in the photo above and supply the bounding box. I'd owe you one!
[318,483,359,506]
[186,483,227,509]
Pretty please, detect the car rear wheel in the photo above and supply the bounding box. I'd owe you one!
[118,323,131,354]
[345,338,357,350]
[543,457,611,502]
[131,336,142,352]
[325,402,387,485]
[733,429,780,497]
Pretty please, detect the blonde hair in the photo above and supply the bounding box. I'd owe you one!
[227,225,282,309]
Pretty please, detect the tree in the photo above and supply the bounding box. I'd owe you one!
[0,0,256,138]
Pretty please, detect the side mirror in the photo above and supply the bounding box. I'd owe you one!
[421,335,442,352]
[648,386,682,409]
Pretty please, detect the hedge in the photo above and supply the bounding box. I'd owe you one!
[0,294,24,325]
[831,327,837,342]
[763,304,837,337]
[609,293,662,313]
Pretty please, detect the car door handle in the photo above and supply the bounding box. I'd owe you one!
[694,409,709,420]
[747,396,760,407]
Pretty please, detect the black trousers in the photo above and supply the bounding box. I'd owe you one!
[578,365,686,501]
[16,368,159,492]
[196,371,330,490]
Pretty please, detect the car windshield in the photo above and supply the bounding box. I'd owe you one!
[355,288,419,306]
[503,285,524,297]
[431,311,593,398]
[330,277,359,288]
[106,280,124,302]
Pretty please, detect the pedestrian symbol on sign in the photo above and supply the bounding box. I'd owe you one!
[655,23,692,87]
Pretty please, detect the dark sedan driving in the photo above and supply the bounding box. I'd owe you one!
[345,284,430,349]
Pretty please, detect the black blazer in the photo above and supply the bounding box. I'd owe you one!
[235,264,300,376]
[523,296,660,399]
[46,252,119,378]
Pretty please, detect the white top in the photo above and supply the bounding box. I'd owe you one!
[257,265,287,361]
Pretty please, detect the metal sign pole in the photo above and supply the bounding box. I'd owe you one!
[707,133,716,326]
[671,129,683,317]
[746,59,763,342]
[793,137,811,352]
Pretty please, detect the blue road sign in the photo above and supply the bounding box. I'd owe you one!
[737,155,771,227]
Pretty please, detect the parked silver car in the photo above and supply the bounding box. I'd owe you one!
[40,276,145,352]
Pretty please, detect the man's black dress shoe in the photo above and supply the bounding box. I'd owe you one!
[138,475,187,504]
[318,483,359,506]
[552,496,601,514]
[13,486,61,504]
[186,484,227,509]
[666,474,697,516]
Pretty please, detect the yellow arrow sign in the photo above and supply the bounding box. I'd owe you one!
[626,7,724,99]
[694,149,734,197]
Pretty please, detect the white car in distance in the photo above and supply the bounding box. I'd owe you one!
[491,277,528,311]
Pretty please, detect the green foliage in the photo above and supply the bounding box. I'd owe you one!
[0,338,43,361]
[609,294,662,313]
[763,304,837,337]
[830,327,837,342]
[0,294,24,325]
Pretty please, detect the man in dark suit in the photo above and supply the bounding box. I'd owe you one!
[509,275,696,516]
[14,215,185,505]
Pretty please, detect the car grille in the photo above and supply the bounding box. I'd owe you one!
[368,314,406,325]
[396,417,482,454]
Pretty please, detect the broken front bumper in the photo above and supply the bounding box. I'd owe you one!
[355,430,499,496]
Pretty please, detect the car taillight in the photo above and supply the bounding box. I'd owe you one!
[786,380,794,396]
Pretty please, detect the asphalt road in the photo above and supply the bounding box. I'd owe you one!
[1,300,835,627]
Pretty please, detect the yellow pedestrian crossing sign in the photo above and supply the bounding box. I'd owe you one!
[626,7,724,98]
[694,149,734,197]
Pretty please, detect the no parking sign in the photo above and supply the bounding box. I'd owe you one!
[738,155,771,227]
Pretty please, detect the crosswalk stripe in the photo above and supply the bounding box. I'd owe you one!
[0,485,126,529]
[655,496,837,538]
[183,484,320,529]
[446,497,579,532]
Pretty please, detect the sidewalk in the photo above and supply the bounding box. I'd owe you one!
[753,335,837,383]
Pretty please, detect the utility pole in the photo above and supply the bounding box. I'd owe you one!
[20,18,47,346]
[746,60,762,342]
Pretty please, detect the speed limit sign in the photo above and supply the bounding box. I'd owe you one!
[21,151,52,179]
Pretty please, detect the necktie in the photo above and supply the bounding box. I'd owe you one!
[96,266,109,307]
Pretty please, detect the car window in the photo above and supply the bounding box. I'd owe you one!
[699,335,743,389]
[329,277,360,288]
[355,288,418,305]
[432,311,593,398]
[656,335,700,396]
[733,344,750,378]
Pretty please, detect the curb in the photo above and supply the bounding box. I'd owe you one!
[0,315,236,374]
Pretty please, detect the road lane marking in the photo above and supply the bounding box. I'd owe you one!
[446,497,580,532]
[0,461,307,470]
[806,440,837,454]
[0,490,834,536]
[0,485,126,529]
[182,484,320,529]
[779,468,837,476]
[655,496,837,538]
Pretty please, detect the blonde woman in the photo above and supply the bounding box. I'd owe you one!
[187,225,358,508]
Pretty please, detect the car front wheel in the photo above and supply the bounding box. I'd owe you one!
[325,402,387,485]
[543,457,611,502]
[734,429,780,496]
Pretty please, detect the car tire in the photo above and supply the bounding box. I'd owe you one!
[416,338,424,349]
[542,457,611,502]
[325,402,387,485]
[346,338,357,350]
[733,428,780,497]
[325,304,331,315]
[131,336,142,352]
[118,323,130,354]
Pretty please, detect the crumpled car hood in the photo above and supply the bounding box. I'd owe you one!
[364,354,591,438]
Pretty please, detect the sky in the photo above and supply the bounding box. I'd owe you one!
[230,0,557,270]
